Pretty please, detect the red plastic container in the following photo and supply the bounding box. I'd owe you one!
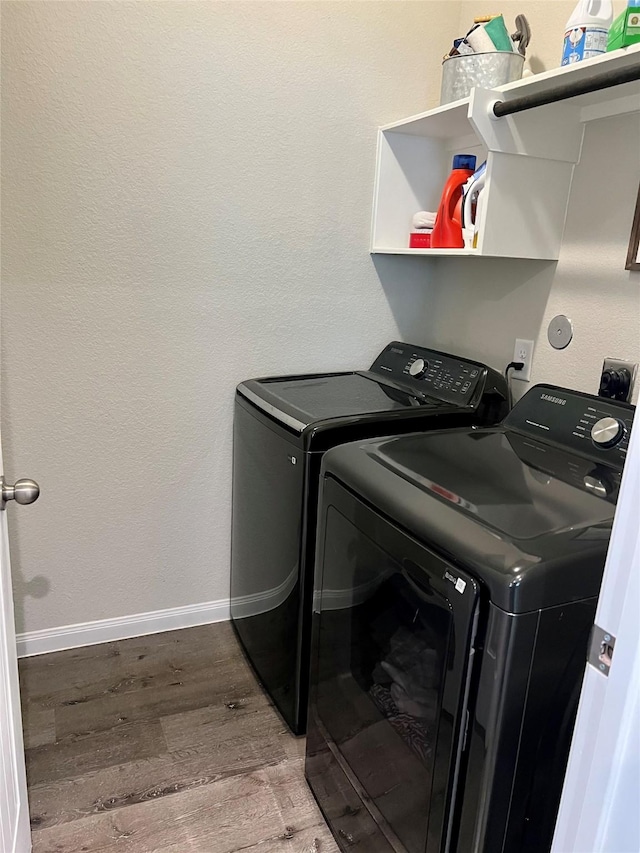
[431,154,476,249]
[409,231,432,249]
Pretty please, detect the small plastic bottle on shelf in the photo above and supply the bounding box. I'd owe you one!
[409,210,436,248]
[562,0,614,65]
[431,154,477,249]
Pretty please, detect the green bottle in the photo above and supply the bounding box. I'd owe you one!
[607,0,640,50]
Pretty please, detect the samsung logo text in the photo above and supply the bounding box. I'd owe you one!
[541,394,567,406]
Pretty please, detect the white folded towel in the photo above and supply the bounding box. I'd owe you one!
[412,211,437,230]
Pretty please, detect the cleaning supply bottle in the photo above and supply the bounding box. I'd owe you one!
[607,0,640,50]
[431,154,476,249]
[562,0,614,65]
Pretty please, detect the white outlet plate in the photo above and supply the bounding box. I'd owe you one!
[513,339,534,382]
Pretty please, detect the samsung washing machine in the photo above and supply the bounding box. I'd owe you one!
[230,341,508,733]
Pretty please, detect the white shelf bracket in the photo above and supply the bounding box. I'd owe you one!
[469,87,584,163]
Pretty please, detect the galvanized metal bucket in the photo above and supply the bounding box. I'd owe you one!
[440,51,525,104]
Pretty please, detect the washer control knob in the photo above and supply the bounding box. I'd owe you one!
[591,417,625,448]
[409,358,427,378]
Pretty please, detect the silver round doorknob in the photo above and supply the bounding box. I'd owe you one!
[13,479,40,504]
[0,477,40,510]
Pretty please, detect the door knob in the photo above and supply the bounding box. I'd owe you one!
[0,477,40,511]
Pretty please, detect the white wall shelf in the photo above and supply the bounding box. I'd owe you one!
[371,44,640,260]
[372,247,477,256]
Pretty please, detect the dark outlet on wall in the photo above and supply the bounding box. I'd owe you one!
[599,358,637,403]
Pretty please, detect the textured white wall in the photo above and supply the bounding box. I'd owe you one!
[1,1,461,633]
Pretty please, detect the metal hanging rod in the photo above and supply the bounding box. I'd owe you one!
[492,61,640,118]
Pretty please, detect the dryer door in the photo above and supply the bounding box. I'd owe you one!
[308,477,480,853]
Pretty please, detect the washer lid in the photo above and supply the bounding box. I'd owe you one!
[377,430,618,540]
[322,427,619,612]
[238,372,442,432]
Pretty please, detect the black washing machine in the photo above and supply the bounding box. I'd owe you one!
[230,342,508,734]
[305,383,634,853]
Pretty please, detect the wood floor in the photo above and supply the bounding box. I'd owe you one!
[19,622,339,853]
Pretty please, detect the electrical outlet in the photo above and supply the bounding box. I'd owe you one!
[513,339,534,382]
[599,358,637,402]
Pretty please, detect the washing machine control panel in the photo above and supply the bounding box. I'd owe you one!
[369,342,487,407]
[506,384,634,468]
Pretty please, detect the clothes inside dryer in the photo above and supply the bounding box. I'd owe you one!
[315,502,473,853]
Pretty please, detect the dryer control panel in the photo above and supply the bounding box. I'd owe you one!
[368,341,500,408]
[506,384,634,468]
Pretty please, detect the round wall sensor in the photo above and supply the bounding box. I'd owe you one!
[547,315,573,349]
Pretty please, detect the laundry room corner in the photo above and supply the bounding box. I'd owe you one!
[415,108,640,402]
[2,2,639,851]
[380,0,640,404]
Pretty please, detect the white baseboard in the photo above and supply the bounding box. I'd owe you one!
[16,598,231,658]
